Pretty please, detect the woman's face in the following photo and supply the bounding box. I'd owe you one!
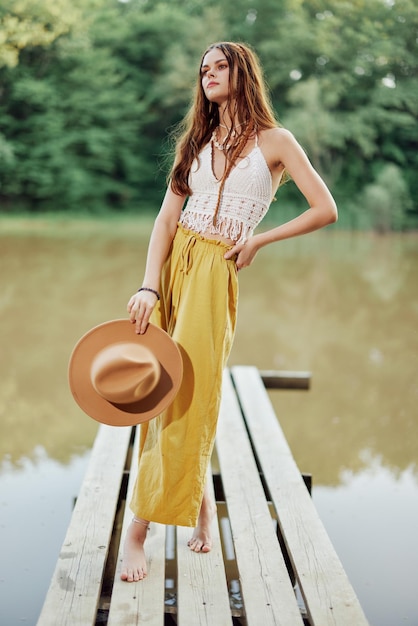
[200,47,231,105]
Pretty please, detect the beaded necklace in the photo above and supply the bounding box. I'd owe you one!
[211,122,246,151]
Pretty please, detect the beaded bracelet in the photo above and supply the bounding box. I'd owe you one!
[137,287,160,300]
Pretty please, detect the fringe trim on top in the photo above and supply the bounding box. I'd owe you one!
[179,210,253,244]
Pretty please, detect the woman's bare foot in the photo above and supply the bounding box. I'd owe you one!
[188,483,217,553]
[120,517,149,582]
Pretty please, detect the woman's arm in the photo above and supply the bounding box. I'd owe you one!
[225,128,338,269]
[128,186,186,334]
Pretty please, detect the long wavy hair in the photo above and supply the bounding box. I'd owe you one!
[169,42,280,221]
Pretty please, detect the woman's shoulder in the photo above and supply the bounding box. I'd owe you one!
[259,126,297,146]
[258,127,300,171]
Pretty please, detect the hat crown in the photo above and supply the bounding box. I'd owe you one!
[69,320,183,426]
[91,342,160,405]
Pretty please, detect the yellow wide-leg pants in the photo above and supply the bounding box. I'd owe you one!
[130,224,239,527]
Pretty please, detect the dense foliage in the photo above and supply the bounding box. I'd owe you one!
[0,0,417,230]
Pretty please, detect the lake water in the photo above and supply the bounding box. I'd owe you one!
[0,217,417,626]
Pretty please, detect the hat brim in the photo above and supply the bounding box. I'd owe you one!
[68,320,183,426]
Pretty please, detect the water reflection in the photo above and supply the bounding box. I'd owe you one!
[314,461,418,625]
[1,218,149,464]
[0,218,417,626]
[0,448,91,625]
[230,231,418,483]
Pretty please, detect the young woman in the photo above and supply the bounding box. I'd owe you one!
[121,41,337,582]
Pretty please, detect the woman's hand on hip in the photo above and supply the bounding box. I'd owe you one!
[127,291,159,335]
[224,238,259,271]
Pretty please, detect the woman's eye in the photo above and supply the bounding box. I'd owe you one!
[201,62,228,77]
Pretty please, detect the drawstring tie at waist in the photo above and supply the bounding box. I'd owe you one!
[179,234,198,275]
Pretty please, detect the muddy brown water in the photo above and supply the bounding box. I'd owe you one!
[0,217,417,625]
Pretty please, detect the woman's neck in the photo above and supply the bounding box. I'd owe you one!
[218,103,237,133]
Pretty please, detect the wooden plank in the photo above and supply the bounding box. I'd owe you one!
[176,468,232,626]
[108,427,166,626]
[260,370,311,390]
[231,366,369,626]
[216,370,304,626]
[36,424,132,626]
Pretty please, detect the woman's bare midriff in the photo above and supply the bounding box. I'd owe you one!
[201,231,235,246]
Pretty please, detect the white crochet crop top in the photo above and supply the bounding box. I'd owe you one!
[179,137,273,244]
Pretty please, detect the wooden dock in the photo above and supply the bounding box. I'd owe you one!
[36,366,369,625]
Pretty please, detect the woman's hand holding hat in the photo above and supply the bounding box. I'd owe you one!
[127,288,160,335]
[68,320,183,426]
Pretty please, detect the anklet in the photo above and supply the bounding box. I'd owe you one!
[133,517,150,528]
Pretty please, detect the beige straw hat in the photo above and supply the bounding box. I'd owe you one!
[68,319,183,426]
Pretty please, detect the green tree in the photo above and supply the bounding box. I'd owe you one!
[299,0,418,218]
[0,0,417,224]
[0,2,216,211]
[0,0,84,68]
[362,164,412,232]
